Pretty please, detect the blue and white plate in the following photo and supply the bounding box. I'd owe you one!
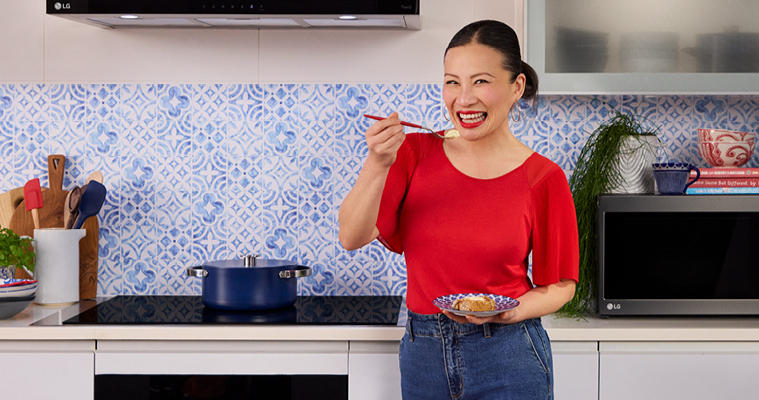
[0,280,37,299]
[433,293,520,317]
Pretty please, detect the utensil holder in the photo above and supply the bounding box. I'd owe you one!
[33,228,86,305]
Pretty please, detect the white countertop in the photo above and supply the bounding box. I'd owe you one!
[3,299,759,342]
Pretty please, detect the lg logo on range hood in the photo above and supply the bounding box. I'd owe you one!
[46,0,422,30]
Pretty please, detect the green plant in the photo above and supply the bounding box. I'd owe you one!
[0,228,35,273]
[557,110,658,318]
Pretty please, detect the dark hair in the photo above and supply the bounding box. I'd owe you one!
[445,20,538,100]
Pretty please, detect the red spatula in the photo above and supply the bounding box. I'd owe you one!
[23,178,43,230]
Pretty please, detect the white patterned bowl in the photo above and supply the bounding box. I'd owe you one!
[698,140,756,168]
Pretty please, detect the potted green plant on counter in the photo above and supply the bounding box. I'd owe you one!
[558,109,661,318]
[0,227,35,279]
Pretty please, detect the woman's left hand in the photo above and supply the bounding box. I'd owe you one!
[441,308,519,325]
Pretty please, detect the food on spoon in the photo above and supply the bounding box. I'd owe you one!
[443,129,460,139]
[452,295,495,312]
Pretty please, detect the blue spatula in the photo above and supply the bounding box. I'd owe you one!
[72,181,106,230]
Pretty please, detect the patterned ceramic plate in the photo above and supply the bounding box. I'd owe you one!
[0,280,37,299]
[433,293,520,317]
[0,279,37,288]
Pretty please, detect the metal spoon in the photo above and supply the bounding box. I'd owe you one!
[363,114,459,139]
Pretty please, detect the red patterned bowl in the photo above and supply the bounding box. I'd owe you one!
[697,128,754,142]
[698,140,756,167]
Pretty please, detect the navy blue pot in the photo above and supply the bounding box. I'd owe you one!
[187,257,311,311]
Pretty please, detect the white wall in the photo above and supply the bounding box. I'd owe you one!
[0,0,523,84]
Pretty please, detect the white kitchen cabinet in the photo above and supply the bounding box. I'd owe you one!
[599,341,759,400]
[349,341,402,400]
[0,340,95,400]
[525,0,759,93]
[552,341,599,400]
[347,340,600,400]
[95,340,349,375]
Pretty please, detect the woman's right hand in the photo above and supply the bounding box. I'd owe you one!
[365,112,406,168]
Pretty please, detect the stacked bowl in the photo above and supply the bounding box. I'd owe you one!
[0,278,36,319]
[697,129,757,168]
[620,31,679,72]
[554,27,609,72]
[687,32,759,72]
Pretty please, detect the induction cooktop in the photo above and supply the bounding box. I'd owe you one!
[62,295,404,326]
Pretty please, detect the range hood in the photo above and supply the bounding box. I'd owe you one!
[46,0,421,30]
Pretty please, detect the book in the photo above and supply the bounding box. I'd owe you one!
[690,167,759,179]
[688,178,759,188]
[686,187,759,194]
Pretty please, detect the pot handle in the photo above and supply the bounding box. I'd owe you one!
[186,266,208,278]
[279,266,312,279]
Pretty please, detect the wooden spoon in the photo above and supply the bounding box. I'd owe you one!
[63,186,82,229]
[86,171,104,184]
[78,170,104,198]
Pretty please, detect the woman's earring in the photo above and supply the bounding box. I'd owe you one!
[443,111,450,122]
[510,106,522,122]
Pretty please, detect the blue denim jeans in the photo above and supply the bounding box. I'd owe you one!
[399,312,553,400]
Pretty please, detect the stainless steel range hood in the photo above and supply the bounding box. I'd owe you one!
[46,0,421,30]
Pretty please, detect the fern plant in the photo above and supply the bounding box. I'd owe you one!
[557,110,658,318]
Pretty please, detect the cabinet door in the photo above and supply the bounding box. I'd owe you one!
[600,342,759,400]
[526,0,759,93]
[96,340,349,375]
[552,341,599,400]
[0,341,95,400]
[349,341,401,400]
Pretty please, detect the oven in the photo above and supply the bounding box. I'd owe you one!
[63,295,403,400]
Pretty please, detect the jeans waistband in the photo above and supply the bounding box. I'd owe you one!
[406,311,507,340]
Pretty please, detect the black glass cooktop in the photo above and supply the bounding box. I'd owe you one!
[62,295,404,326]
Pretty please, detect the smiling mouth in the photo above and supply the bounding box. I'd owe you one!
[457,112,486,128]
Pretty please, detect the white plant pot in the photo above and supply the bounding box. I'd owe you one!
[608,135,663,194]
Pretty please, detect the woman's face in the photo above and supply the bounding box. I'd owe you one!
[443,43,524,140]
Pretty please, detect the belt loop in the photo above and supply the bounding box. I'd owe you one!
[483,323,492,339]
[407,315,415,342]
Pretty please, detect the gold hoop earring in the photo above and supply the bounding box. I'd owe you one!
[443,111,450,122]
[510,106,522,122]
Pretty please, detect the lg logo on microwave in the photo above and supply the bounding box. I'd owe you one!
[54,2,71,10]
[606,302,622,311]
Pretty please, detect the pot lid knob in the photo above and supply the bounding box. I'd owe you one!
[241,254,261,267]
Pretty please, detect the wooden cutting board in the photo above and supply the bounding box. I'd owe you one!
[0,187,27,229]
[10,155,68,233]
[9,155,99,299]
[77,217,98,299]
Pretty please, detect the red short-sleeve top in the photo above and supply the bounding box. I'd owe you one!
[376,133,579,314]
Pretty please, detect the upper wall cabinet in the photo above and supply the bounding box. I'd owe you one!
[525,0,759,94]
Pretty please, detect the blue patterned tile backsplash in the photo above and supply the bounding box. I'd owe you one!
[0,83,757,296]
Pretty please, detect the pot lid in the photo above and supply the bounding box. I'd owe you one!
[202,255,300,269]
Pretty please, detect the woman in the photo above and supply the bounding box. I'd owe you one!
[338,20,579,400]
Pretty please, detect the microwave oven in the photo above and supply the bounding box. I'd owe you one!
[597,194,759,317]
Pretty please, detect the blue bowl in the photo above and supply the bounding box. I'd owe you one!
[0,295,34,320]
